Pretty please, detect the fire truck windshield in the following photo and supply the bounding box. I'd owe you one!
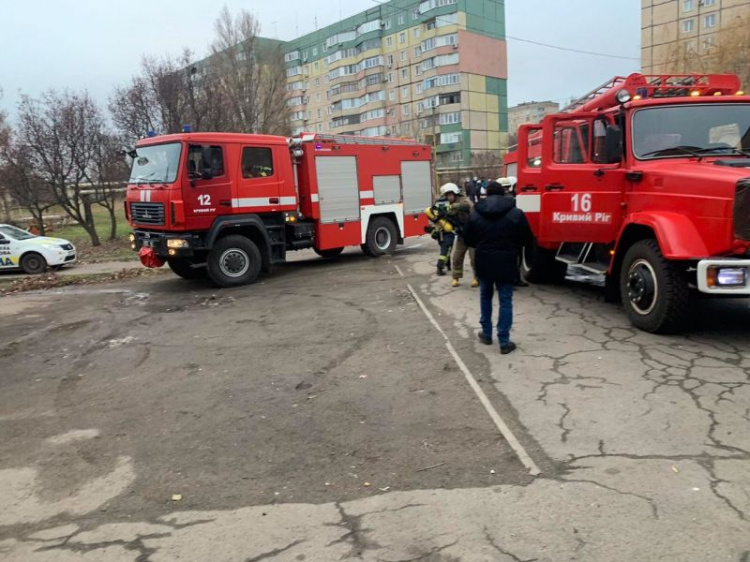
[129,142,182,184]
[633,104,750,160]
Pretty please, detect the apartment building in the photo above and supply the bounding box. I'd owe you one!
[642,0,750,73]
[508,101,560,135]
[283,0,507,169]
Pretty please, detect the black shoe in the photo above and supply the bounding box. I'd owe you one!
[514,280,530,288]
[477,331,492,345]
[437,267,446,276]
[500,342,517,355]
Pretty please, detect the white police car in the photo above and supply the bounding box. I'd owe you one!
[0,224,77,274]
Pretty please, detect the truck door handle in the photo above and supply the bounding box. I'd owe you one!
[269,198,280,204]
[545,184,565,191]
[520,185,538,192]
[219,199,231,207]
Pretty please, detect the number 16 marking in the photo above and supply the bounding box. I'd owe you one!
[571,193,592,212]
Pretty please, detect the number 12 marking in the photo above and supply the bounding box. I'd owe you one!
[198,194,211,206]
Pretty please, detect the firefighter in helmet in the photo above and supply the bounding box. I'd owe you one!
[426,183,461,276]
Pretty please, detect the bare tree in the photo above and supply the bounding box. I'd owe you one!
[87,133,129,241]
[110,49,229,141]
[17,90,105,246]
[668,16,750,87]
[1,139,56,234]
[210,7,290,135]
[470,151,502,180]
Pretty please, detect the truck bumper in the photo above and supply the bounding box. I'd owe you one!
[697,259,750,294]
[132,230,200,260]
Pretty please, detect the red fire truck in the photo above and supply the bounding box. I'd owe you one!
[125,132,433,287]
[505,73,750,333]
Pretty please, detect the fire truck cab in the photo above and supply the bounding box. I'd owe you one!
[126,133,433,287]
[507,73,750,332]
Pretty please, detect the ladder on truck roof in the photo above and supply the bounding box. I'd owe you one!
[561,76,628,113]
[561,73,742,113]
[301,133,421,146]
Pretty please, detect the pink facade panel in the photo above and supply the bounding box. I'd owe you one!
[458,31,507,79]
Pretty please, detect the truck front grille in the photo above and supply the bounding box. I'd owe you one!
[131,203,165,226]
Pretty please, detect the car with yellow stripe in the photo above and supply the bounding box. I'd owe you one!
[0,224,77,274]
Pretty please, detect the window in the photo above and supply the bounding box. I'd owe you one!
[402,86,410,97]
[314,61,319,71]
[312,47,318,56]
[553,124,587,164]
[440,132,462,144]
[317,109,322,118]
[704,13,717,28]
[385,19,392,30]
[415,46,422,57]
[316,93,321,102]
[401,51,407,61]
[682,19,695,32]
[413,27,421,38]
[388,72,394,83]
[400,32,406,44]
[398,14,405,25]
[683,0,694,10]
[315,78,320,87]
[390,90,397,101]
[403,104,410,116]
[188,145,225,178]
[241,147,274,179]
[387,37,393,47]
[704,0,716,5]
[402,68,409,79]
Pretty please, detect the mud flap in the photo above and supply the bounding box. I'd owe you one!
[138,247,166,268]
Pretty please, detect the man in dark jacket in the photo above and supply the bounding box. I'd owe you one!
[463,181,533,354]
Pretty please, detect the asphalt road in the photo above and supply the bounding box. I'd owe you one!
[1,241,750,561]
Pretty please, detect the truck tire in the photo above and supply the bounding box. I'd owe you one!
[521,240,566,283]
[619,239,689,334]
[314,247,344,258]
[167,258,206,280]
[207,235,262,288]
[364,217,398,256]
[20,252,47,275]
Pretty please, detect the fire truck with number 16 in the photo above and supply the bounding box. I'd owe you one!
[504,73,750,333]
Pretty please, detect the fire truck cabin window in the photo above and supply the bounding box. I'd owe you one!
[187,145,225,178]
[633,104,750,159]
[242,147,275,178]
[591,119,609,164]
[554,125,586,164]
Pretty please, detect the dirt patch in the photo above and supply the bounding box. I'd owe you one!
[0,268,169,296]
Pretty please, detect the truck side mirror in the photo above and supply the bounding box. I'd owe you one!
[605,125,624,164]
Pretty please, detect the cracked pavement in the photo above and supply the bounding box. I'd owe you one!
[2,243,750,560]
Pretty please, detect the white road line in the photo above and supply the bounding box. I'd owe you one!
[394,264,542,476]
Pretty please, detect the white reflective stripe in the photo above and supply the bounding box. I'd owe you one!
[147,190,152,202]
[516,194,541,213]
[140,191,145,202]
[360,191,375,199]
[232,197,298,208]
[311,194,320,203]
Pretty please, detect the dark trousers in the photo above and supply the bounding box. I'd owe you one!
[437,232,455,269]
[479,280,514,346]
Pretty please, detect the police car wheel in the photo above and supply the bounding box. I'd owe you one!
[365,217,397,256]
[619,239,690,334]
[20,252,47,275]
[207,235,261,288]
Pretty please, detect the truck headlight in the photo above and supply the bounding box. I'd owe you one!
[167,239,189,249]
[129,233,136,242]
[717,267,747,286]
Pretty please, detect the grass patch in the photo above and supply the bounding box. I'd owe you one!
[0,267,170,296]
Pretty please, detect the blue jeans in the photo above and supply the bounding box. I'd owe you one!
[479,280,514,346]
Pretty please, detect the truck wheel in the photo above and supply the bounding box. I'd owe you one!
[20,252,47,275]
[521,240,566,283]
[619,239,689,333]
[207,235,262,288]
[167,258,206,280]
[314,247,344,258]
[364,217,398,256]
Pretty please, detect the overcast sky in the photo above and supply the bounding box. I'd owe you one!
[0,0,640,120]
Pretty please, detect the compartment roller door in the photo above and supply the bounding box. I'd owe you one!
[401,161,432,214]
[315,156,360,223]
[373,176,402,205]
